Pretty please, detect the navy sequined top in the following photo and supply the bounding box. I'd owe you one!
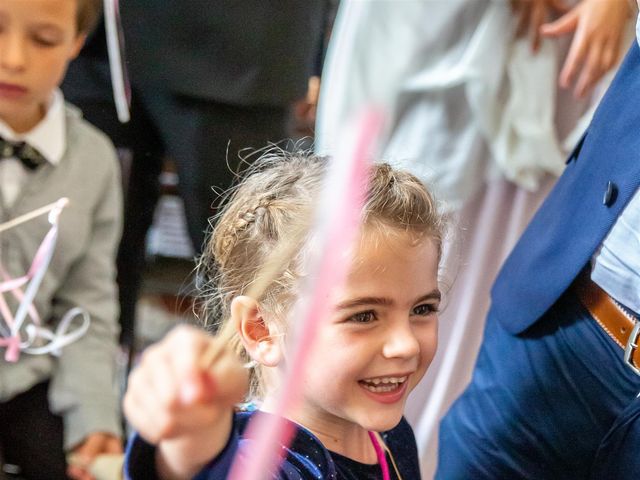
[125,411,422,479]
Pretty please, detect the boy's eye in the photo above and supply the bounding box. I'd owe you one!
[348,310,377,324]
[32,35,58,47]
[30,27,64,47]
[412,303,438,316]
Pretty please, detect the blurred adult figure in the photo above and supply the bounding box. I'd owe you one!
[63,1,327,349]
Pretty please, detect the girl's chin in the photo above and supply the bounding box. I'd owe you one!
[358,411,404,433]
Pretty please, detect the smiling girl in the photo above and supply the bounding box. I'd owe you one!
[123,153,446,479]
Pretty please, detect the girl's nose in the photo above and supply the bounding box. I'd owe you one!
[382,321,421,360]
[1,35,27,72]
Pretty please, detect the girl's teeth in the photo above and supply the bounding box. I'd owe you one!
[364,383,398,393]
[360,376,408,392]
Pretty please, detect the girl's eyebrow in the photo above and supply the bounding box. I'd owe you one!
[336,289,441,310]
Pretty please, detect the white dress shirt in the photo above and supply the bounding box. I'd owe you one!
[592,187,640,315]
[0,89,66,208]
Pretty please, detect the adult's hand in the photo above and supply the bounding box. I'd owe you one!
[540,0,633,98]
[511,0,570,52]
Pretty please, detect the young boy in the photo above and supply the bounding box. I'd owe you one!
[0,1,123,479]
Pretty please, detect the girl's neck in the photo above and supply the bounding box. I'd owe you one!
[261,397,378,464]
[304,419,377,464]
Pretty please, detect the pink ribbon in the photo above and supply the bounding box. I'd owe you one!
[0,335,20,362]
[369,431,391,480]
[0,198,90,362]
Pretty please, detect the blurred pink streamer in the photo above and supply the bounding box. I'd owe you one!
[228,109,384,480]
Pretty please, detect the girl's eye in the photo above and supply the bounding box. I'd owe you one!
[412,303,438,317]
[348,310,377,324]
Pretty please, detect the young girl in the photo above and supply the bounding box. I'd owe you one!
[123,152,446,479]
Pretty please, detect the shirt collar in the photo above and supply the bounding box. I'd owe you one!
[0,89,66,166]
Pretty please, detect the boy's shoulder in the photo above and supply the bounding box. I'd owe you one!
[63,102,119,173]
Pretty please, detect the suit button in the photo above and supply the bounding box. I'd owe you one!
[603,181,618,207]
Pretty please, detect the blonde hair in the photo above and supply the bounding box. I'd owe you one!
[197,151,446,399]
[76,0,102,34]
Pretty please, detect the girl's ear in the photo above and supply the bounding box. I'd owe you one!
[232,296,282,367]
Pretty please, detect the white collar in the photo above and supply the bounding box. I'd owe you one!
[0,89,66,166]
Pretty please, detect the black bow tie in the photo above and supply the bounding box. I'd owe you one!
[0,137,46,170]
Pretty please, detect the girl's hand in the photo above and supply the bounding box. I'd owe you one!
[123,325,248,480]
[511,0,570,52]
[540,0,633,98]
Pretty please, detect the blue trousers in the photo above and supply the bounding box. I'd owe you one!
[589,394,640,479]
[437,289,640,479]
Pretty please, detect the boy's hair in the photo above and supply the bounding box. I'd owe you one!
[197,151,446,399]
[76,0,102,34]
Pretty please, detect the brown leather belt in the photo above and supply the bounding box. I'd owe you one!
[574,269,640,375]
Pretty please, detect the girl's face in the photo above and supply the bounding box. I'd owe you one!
[291,229,440,448]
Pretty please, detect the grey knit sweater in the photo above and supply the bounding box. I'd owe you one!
[0,105,122,449]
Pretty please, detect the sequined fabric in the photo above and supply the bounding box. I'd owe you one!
[125,410,423,479]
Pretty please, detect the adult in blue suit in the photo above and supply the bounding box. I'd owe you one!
[437,20,640,480]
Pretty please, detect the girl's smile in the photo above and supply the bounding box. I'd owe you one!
[358,373,412,404]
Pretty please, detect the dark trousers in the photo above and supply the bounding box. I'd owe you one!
[437,288,640,479]
[0,383,68,480]
[589,394,640,479]
[69,89,289,348]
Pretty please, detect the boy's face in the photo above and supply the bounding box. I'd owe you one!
[291,229,440,449]
[0,0,84,132]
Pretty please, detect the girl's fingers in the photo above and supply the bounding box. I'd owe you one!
[124,366,167,443]
[124,325,247,444]
[126,377,226,443]
[165,325,210,373]
[147,346,184,410]
[179,370,218,405]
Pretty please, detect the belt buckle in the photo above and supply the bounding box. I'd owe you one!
[624,321,640,376]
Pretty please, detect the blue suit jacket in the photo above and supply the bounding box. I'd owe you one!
[490,43,640,335]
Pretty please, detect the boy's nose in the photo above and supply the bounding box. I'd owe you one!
[382,321,421,360]
[1,35,27,72]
